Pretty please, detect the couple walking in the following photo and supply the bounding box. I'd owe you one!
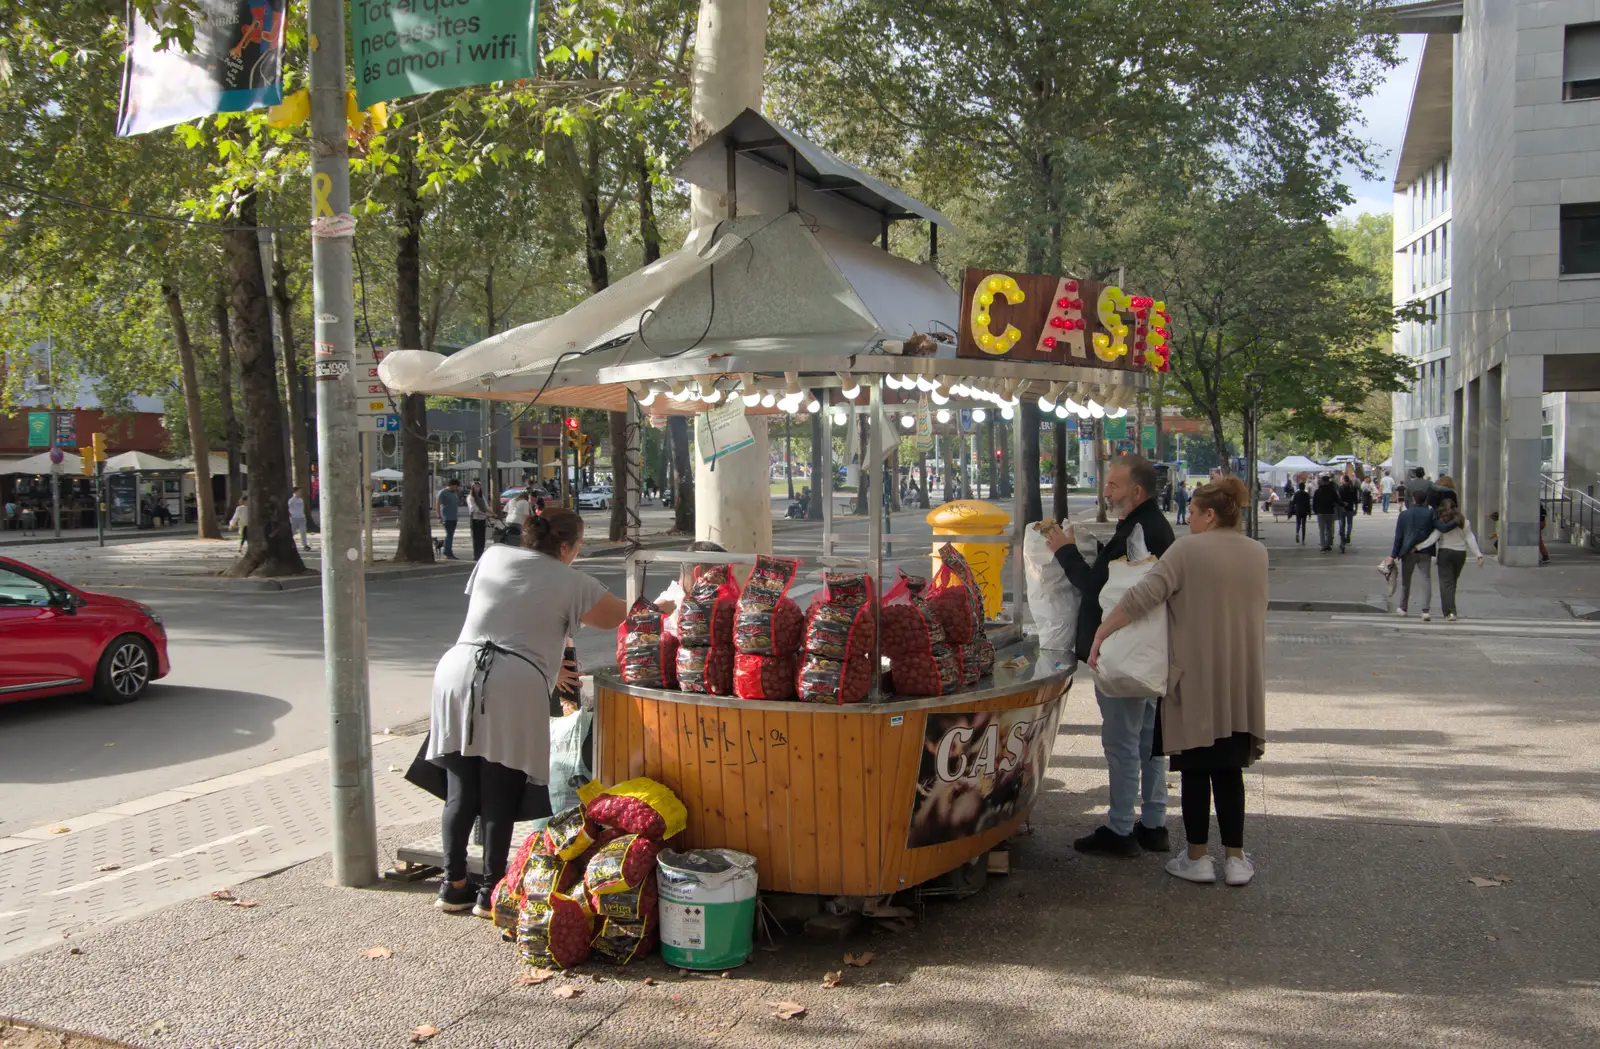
[1387,474,1483,622]
[1038,458,1268,886]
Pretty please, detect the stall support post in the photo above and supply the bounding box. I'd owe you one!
[868,384,886,601]
[50,465,61,538]
[362,432,373,566]
[307,0,378,887]
[625,391,642,551]
[820,408,835,558]
[1011,408,1027,630]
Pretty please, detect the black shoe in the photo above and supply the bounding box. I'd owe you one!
[1073,826,1140,857]
[1136,825,1171,852]
[472,884,496,919]
[435,879,475,912]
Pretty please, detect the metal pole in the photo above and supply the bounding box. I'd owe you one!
[50,465,61,538]
[362,432,373,566]
[308,0,377,887]
[1011,408,1026,631]
[820,407,835,557]
[626,392,642,550]
[96,461,105,547]
[867,385,885,599]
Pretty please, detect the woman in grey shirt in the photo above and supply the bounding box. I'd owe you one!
[428,508,626,915]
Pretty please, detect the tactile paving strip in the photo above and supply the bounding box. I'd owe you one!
[0,737,435,964]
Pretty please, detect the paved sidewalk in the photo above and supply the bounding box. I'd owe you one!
[1,611,1596,1048]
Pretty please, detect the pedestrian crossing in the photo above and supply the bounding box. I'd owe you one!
[1320,612,1600,641]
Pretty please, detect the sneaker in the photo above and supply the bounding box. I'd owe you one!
[1165,853,1217,884]
[1541,556,1551,565]
[1224,855,1255,886]
[1135,825,1171,852]
[1073,826,1140,858]
[1395,608,1407,617]
[1421,611,1432,622]
[435,880,475,912]
[1447,612,1457,622]
[472,885,496,919]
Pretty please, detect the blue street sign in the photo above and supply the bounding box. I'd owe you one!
[384,414,400,433]
[958,408,973,434]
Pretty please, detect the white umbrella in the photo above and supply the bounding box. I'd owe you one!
[103,450,186,472]
[497,459,539,470]
[441,460,483,472]
[4,450,82,473]
[370,468,404,481]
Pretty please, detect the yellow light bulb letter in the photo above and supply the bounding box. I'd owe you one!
[970,273,1024,355]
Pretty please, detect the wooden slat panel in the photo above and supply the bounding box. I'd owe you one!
[859,714,882,896]
[874,709,925,895]
[673,702,707,850]
[716,705,750,856]
[736,708,769,882]
[758,709,791,891]
[597,689,625,784]
[693,703,727,850]
[627,696,647,780]
[811,713,843,895]
[834,712,870,896]
[784,711,818,894]
[642,693,664,783]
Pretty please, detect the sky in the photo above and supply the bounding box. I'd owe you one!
[1342,34,1428,219]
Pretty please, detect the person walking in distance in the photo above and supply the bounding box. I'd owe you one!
[1432,495,1483,621]
[1290,481,1311,544]
[426,509,628,916]
[1041,455,1176,857]
[288,486,311,552]
[436,477,462,560]
[1090,476,1267,886]
[1389,487,1450,621]
[1360,476,1375,516]
[466,481,492,561]
[1175,480,1190,524]
[1380,470,1395,513]
[1311,475,1339,552]
[229,494,250,552]
[1336,473,1359,552]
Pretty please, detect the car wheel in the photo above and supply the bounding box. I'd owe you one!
[93,634,154,704]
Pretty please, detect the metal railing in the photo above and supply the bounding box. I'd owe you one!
[1541,473,1600,551]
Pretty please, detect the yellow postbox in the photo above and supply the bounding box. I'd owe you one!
[925,500,1011,620]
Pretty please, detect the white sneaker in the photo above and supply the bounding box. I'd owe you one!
[1447,613,1457,622]
[1422,611,1432,622]
[1224,855,1255,886]
[1166,854,1216,884]
[1395,608,1407,617]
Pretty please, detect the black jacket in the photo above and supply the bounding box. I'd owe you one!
[1290,490,1311,516]
[1337,481,1359,513]
[1391,505,1440,559]
[1052,497,1175,661]
[1311,481,1339,514]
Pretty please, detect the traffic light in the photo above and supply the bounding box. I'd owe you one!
[93,432,107,462]
[564,416,579,431]
[576,434,594,464]
[79,445,95,476]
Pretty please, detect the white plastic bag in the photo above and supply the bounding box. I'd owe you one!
[1024,521,1080,653]
[1092,557,1169,697]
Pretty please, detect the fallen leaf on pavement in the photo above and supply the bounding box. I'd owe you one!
[822,970,842,988]
[768,1000,807,1020]
[209,889,238,902]
[554,985,582,1000]
[94,864,120,872]
[642,977,656,986]
[362,946,392,959]
[1486,935,1498,941]
[48,827,69,835]
[517,968,557,985]
[1468,876,1505,888]
[231,899,259,908]
[844,951,874,967]
[409,1024,440,1043]
[68,947,82,955]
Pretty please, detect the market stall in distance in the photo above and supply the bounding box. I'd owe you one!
[381,110,1165,899]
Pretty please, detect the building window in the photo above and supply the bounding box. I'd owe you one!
[1560,203,1600,274]
[1541,409,1555,465]
[1436,426,1450,474]
[1566,24,1600,100]
[1404,429,1420,469]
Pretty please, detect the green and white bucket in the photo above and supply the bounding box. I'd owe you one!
[656,848,758,970]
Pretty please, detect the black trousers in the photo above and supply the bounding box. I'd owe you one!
[1294,513,1308,542]
[1437,548,1467,616]
[1181,768,1246,849]
[436,752,526,883]
[470,518,487,559]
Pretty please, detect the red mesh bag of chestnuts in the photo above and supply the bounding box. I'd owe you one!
[796,572,877,704]
[675,568,738,695]
[879,572,962,697]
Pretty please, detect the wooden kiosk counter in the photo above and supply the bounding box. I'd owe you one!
[593,643,1074,898]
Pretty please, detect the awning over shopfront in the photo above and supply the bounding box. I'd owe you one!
[104,450,186,472]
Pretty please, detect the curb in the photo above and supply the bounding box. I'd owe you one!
[68,561,473,593]
[1564,601,1600,621]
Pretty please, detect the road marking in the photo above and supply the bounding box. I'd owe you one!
[49,826,270,896]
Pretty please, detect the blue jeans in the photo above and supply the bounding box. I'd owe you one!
[1096,687,1167,836]
[1381,493,1391,512]
[442,518,458,557]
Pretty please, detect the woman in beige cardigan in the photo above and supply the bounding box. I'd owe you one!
[1089,477,1268,886]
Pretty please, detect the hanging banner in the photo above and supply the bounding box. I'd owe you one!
[915,395,934,454]
[117,0,287,137]
[1141,424,1157,451]
[1103,418,1128,441]
[27,413,50,448]
[694,401,754,465]
[355,0,540,109]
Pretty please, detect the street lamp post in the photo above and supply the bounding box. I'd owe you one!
[1245,371,1266,540]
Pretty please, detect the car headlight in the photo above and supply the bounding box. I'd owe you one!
[135,602,163,627]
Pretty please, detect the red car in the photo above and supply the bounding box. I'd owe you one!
[0,555,170,704]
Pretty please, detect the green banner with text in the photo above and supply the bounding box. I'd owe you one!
[1141,424,1156,451]
[355,0,539,110]
[1103,418,1128,441]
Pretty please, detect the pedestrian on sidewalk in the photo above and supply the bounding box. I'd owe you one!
[466,481,492,560]
[1361,476,1375,515]
[1540,503,1550,565]
[426,508,628,917]
[1042,455,1175,858]
[1175,480,1190,524]
[502,488,532,544]
[1312,475,1339,551]
[1337,474,1359,551]
[1433,495,1483,621]
[1389,488,1449,621]
[229,494,250,551]
[1089,476,1267,886]
[1380,470,1394,512]
[1290,482,1311,543]
[436,478,462,560]
[288,487,310,552]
